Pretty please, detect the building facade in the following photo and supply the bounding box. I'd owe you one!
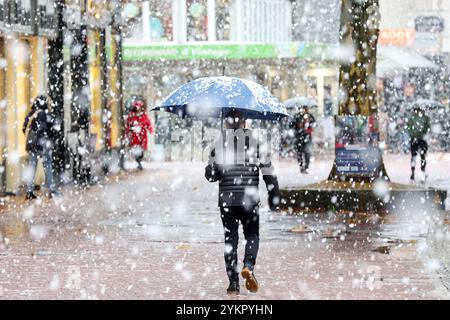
[123,0,338,107]
[62,0,124,185]
[121,0,343,161]
[379,0,450,53]
[0,0,124,194]
[377,0,450,109]
[0,0,57,194]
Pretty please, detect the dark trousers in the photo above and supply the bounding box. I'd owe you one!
[136,153,144,166]
[132,148,144,169]
[220,205,259,282]
[296,141,311,170]
[410,138,428,171]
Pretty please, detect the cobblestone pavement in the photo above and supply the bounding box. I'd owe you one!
[0,159,449,300]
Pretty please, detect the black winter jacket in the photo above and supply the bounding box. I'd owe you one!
[205,129,280,209]
[291,112,315,145]
[23,109,53,153]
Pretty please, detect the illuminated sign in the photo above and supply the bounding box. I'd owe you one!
[123,42,335,61]
[379,29,415,47]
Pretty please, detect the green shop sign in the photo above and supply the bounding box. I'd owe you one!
[122,42,337,62]
[123,43,280,61]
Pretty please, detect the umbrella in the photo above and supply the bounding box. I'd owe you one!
[406,99,444,111]
[152,76,289,121]
[284,96,318,111]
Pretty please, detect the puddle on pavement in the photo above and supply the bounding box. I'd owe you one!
[289,225,312,234]
[176,244,192,250]
[275,208,447,258]
[321,228,349,239]
[0,221,29,241]
[372,245,391,254]
[444,216,450,225]
[389,245,419,259]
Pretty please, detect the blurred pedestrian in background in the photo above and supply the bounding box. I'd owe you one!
[125,100,154,170]
[22,95,59,199]
[405,105,431,183]
[292,105,316,174]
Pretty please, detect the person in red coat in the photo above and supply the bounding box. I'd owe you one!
[125,100,154,170]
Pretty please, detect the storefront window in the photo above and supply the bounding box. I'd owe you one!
[216,0,231,41]
[36,0,55,30]
[12,0,32,26]
[187,0,208,41]
[149,0,173,41]
[122,2,142,39]
[0,0,5,23]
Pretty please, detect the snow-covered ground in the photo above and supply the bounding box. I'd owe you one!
[0,155,449,299]
[277,152,450,210]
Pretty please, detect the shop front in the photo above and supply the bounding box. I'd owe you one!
[88,29,103,151]
[0,0,56,194]
[122,40,341,161]
[87,0,122,153]
[0,36,6,193]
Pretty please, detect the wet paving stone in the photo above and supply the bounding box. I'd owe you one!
[0,161,449,299]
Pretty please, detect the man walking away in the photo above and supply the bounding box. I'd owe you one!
[405,105,431,183]
[205,110,281,295]
[292,105,315,174]
[23,95,58,199]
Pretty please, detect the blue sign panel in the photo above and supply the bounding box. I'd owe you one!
[335,115,381,176]
[336,146,380,175]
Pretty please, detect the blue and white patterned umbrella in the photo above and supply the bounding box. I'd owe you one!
[152,76,289,120]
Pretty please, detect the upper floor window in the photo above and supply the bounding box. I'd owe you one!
[216,0,231,41]
[11,0,33,26]
[122,2,142,39]
[0,0,5,22]
[187,0,208,41]
[36,0,55,30]
[149,0,173,41]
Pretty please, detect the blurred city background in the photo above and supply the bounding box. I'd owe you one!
[0,0,449,195]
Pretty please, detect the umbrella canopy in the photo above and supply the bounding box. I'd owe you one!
[406,99,445,111]
[152,76,289,120]
[284,96,318,109]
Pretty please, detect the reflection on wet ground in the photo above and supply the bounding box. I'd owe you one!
[0,162,449,299]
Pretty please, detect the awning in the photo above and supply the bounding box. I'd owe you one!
[377,46,438,77]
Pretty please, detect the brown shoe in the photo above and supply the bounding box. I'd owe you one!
[241,267,259,293]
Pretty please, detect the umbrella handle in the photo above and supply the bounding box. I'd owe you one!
[220,109,224,164]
